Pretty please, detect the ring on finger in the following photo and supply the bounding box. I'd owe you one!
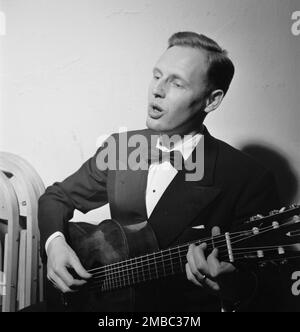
[200,274,207,281]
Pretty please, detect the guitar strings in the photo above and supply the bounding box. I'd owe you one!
[87,208,299,278]
[86,226,262,274]
[85,220,297,292]
[87,221,286,278]
[89,238,294,291]
[90,215,296,276]
[85,215,300,292]
[86,228,257,275]
[89,238,293,289]
[90,241,295,287]
[87,217,298,288]
[88,233,234,280]
[88,244,298,292]
[87,228,281,290]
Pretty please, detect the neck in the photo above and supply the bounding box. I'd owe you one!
[158,124,204,148]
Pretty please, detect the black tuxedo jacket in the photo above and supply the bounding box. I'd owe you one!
[38,127,282,312]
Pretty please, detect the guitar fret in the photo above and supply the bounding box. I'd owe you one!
[111,266,116,290]
[118,263,125,289]
[169,248,174,274]
[140,256,146,282]
[106,265,111,291]
[113,267,118,290]
[127,261,131,287]
[130,259,135,286]
[109,265,114,291]
[104,266,108,291]
[146,254,152,281]
[119,264,125,288]
[154,252,159,279]
[177,246,184,272]
[116,264,121,289]
[161,251,166,277]
[134,257,140,283]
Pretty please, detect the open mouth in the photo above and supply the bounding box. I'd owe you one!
[151,104,164,112]
[149,104,164,119]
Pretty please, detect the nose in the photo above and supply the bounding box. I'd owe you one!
[152,80,166,98]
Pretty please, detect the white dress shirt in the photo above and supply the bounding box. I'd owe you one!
[146,133,202,217]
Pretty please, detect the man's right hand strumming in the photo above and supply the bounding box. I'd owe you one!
[46,236,92,293]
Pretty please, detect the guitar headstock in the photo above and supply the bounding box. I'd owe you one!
[227,205,300,265]
[243,204,300,227]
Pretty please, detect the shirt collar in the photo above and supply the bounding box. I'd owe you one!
[156,132,202,161]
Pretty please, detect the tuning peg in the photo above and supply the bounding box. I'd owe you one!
[289,204,300,210]
[269,210,279,215]
[257,250,264,258]
[250,214,264,221]
[292,215,300,223]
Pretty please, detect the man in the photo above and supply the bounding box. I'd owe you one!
[38,32,281,312]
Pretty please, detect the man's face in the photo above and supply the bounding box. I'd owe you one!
[146,46,209,135]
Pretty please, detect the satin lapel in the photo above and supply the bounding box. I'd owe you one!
[113,168,148,223]
[112,129,158,224]
[147,129,222,249]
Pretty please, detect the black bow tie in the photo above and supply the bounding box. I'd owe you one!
[147,148,184,170]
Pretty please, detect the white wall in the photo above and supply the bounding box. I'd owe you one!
[0,0,299,220]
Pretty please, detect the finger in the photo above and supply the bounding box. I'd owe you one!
[208,249,236,280]
[54,265,86,288]
[187,244,206,278]
[203,276,220,291]
[185,262,219,292]
[208,227,221,278]
[211,226,221,237]
[192,243,210,276]
[48,272,74,293]
[185,263,203,287]
[207,248,221,278]
[69,255,92,279]
[192,249,221,293]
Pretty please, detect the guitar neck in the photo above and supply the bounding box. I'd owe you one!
[88,235,230,292]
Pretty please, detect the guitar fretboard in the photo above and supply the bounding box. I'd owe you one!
[89,236,229,292]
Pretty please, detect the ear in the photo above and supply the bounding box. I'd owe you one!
[204,89,224,114]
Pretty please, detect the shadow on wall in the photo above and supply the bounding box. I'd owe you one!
[242,143,300,312]
[241,143,299,207]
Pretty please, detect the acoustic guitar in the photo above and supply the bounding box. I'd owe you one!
[46,205,300,312]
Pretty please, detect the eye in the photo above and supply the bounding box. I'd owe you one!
[172,80,183,88]
[153,73,161,80]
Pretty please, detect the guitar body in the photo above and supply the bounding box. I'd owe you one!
[47,219,159,312]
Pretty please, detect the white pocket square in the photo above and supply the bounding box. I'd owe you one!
[192,225,205,229]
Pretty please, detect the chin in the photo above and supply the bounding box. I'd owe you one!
[146,117,167,133]
[146,117,159,130]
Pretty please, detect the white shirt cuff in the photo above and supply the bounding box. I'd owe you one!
[45,232,65,255]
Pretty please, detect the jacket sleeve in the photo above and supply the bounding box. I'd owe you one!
[38,145,110,261]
